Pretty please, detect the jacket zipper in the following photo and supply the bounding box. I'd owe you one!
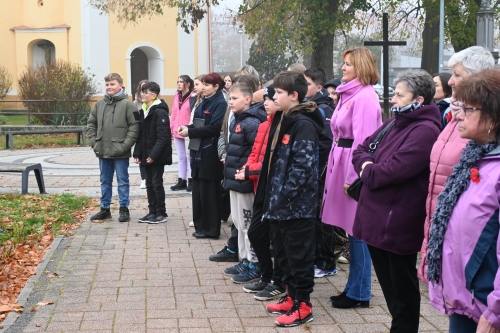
[112,104,116,123]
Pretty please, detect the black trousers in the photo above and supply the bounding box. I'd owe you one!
[145,164,165,214]
[248,205,284,285]
[140,164,146,180]
[192,178,222,238]
[314,218,337,270]
[221,187,231,222]
[368,245,420,333]
[270,218,315,303]
[227,223,238,252]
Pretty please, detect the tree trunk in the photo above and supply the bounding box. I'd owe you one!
[311,36,334,78]
[421,1,440,74]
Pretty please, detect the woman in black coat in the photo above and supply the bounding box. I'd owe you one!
[178,73,228,238]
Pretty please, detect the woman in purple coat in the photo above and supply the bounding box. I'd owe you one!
[321,47,382,308]
[352,69,441,332]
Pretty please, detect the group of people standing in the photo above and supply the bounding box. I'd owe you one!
[86,44,500,332]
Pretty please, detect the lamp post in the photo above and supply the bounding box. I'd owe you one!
[237,28,244,67]
[438,0,444,71]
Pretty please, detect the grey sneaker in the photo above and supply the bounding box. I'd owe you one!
[148,213,168,224]
[118,207,130,222]
[254,283,287,301]
[243,279,268,293]
[138,213,155,223]
[90,207,111,221]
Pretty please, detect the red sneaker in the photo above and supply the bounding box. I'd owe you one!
[275,301,313,327]
[266,295,294,314]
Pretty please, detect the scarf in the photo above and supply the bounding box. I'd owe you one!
[426,139,499,284]
[106,88,124,99]
[391,102,422,115]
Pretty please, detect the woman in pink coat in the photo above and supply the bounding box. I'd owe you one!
[321,47,382,308]
[170,75,194,191]
[418,46,495,284]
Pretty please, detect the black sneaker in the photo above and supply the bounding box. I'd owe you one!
[148,213,168,224]
[243,279,268,293]
[90,207,111,221]
[254,283,287,301]
[232,262,261,284]
[186,178,193,192]
[224,259,250,276]
[118,207,130,222]
[170,178,187,191]
[138,213,155,223]
[209,246,239,262]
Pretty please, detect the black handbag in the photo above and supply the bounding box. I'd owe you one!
[347,120,395,201]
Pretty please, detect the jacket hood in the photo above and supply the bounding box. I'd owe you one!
[311,89,333,107]
[238,101,267,123]
[287,101,324,133]
[393,103,442,130]
[104,89,129,104]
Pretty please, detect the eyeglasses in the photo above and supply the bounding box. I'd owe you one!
[461,105,482,117]
[140,91,155,95]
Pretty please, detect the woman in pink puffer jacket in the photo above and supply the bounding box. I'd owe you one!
[418,46,495,283]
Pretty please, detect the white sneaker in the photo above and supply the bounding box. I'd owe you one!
[314,265,338,278]
[140,179,146,189]
[189,221,194,227]
[338,256,350,264]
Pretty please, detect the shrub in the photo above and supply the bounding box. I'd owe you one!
[0,66,13,101]
[0,115,7,125]
[17,61,99,126]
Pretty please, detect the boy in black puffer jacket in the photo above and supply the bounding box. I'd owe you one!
[133,82,172,224]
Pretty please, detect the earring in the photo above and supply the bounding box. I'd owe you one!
[488,126,492,140]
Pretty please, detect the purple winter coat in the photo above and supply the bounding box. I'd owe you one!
[352,104,441,255]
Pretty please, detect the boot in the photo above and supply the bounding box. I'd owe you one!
[170,178,187,191]
[118,206,130,222]
[186,178,193,192]
[90,207,111,221]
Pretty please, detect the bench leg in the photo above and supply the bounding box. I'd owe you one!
[21,171,29,194]
[5,134,8,149]
[7,134,14,150]
[34,168,46,194]
[77,132,81,145]
[82,130,87,147]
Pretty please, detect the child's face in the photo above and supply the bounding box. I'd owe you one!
[224,76,232,90]
[229,90,251,114]
[273,88,296,113]
[141,90,157,104]
[304,76,320,99]
[263,96,278,116]
[193,79,202,95]
[327,86,338,104]
[105,80,123,96]
[177,78,186,92]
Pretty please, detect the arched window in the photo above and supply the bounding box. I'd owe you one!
[126,43,164,93]
[29,39,56,67]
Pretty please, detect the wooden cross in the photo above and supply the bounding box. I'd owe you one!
[364,13,407,116]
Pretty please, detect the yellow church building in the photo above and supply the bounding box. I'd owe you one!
[0,0,211,102]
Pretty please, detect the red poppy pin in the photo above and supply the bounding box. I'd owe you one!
[203,110,211,115]
[470,167,480,184]
[445,111,452,122]
[235,124,241,133]
[282,134,290,144]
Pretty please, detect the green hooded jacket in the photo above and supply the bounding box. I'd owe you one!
[87,91,140,159]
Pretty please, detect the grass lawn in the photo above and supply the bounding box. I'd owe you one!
[2,114,28,126]
[0,133,86,150]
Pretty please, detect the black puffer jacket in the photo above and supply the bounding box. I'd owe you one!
[133,99,172,166]
[223,102,267,193]
[311,89,334,176]
[254,102,324,220]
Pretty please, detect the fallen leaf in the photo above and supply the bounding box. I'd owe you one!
[36,302,54,306]
[36,323,42,327]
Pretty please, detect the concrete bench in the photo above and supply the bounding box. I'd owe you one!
[4,128,87,150]
[0,163,46,194]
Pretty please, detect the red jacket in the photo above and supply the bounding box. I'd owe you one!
[244,115,273,193]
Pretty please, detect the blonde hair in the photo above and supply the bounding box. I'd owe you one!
[287,63,306,74]
[343,48,380,85]
[229,83,253,99]
[104,73,123,84]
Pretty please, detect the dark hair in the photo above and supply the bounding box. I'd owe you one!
[433,73,452,98]
[234,74,260,94]
[141,81,160,96]
[229,83,253,99]
[304,68,327,87]
[178,75,194,91]
[201,72,224,91]
[454,68,500,137]
[273,71,308,103]
[135,79,148,100]
[224,74,234,83]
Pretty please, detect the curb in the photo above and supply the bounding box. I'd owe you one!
[0,235,64,333]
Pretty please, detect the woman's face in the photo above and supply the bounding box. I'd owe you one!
[391,82,417,108]
[341,54,357,83]
[177,78,186,92]
[138,82,146,102]
[448,63,469,90]
[193,79,202,95]
[456,104,492,144]
[433,76,446,102]
[224,76,232,90]
[202,82,218,96]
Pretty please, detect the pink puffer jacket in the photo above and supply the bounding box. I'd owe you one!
[417,119,468,283]
[170,91,192,139]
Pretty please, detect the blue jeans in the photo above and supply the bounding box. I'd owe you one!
[99,158,130,208]
[344,235,372,301]
[449,314,477,333]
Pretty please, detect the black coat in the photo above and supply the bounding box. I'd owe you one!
[133,100,172,166]
[188,90,228,181]
[311,89,334,176]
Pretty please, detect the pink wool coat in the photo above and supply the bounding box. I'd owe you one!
[170,92,192,139]
[320,79,382,235]
[417,119,468,283]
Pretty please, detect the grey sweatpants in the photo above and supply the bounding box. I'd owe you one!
[230,191,258,262]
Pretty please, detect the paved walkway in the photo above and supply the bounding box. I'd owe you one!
[0,147,449,332]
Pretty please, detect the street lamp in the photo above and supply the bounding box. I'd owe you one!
[237,28,244,67]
